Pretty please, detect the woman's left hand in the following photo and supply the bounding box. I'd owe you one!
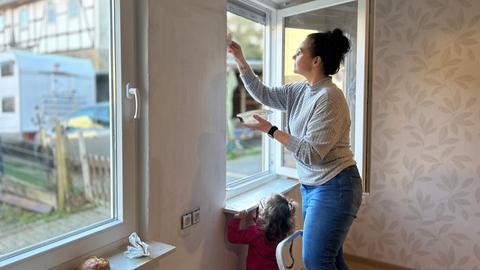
[245,115,273,134]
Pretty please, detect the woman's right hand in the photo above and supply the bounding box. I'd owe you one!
[227,41,246,64]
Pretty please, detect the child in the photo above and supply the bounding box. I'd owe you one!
[228,193,297,270]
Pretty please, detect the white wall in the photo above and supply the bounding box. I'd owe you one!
[140,0,238,269]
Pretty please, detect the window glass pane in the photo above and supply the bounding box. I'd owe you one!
[19,9,28,28]
[0,15,4,31]
[1,61,14,76]
[68,0,80,17]
[282,1,357,168]
[2,97,14,112]
[226,11,267,184]
[47,2,56,23]
[0,0,112,259]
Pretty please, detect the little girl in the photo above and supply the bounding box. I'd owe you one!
[228,193,297,270]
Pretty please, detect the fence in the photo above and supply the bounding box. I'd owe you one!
[0,137,110,209]
[83,154,110,205]
[0,141,54,189]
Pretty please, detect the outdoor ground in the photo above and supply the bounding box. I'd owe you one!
[0,206,109,256]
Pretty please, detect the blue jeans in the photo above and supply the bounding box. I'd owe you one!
[301,165,362,270]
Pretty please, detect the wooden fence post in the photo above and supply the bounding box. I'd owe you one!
[78,131,93,201]
[55,121,70,211]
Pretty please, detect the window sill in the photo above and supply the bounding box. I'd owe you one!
[224,177,299,214]
[108,241,175,270]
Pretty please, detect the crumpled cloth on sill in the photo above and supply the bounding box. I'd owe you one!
[124,232,150,259]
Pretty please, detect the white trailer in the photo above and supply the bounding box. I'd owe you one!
[0,50,96,141]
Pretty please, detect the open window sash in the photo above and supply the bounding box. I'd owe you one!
[273,0,372,192]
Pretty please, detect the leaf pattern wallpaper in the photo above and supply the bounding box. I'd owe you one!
[344,0,480,269]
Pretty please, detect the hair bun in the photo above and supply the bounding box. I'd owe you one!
[332,28,344,37]
[330,28,350,55]
[306,28,351,75]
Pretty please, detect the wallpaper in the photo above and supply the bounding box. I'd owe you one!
[344,0,480,269]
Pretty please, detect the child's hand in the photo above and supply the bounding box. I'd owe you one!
[233,210,248,219]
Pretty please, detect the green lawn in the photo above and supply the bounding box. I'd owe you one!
[4,160,50,188]
[227,146,261,160]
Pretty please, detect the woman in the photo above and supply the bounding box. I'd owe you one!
[227,28,362,270]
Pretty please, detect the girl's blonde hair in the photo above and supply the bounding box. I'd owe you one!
[257,193,297,243]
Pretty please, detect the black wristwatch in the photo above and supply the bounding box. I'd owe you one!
[267,126,279,138]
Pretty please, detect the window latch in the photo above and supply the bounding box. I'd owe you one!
[126,83,140,119]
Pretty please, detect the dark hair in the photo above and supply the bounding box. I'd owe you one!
[257,194,297,243]
[307,28,351,76]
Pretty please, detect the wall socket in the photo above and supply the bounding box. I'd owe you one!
[181,208,200,229]
[181,212,192,229]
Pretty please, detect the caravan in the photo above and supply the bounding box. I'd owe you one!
[0,50,96,143]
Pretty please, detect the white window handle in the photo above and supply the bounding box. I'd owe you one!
[126,83,140,119]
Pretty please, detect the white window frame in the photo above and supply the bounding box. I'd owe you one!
[273,0,372,192]
[226,0,372,195]
[0,0,138,269]
[225,0,278,198]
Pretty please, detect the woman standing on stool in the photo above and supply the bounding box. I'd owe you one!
[227,28,362,270]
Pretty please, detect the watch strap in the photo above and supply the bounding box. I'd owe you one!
[267,126,278,138]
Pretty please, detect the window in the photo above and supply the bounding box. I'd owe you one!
[225,0,372,193]
[281,1,358,170]
[68,0,80,17]
[1,61,14,76]
[226,2,272,193]
[19,8,28,28]
[47,1,56,23]
[0,0,138,269]
[2,97,14,113]
[274,0,372,191]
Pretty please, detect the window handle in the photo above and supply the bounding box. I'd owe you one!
[126,83,140,119]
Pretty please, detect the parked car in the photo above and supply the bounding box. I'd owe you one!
[35,102,110,167]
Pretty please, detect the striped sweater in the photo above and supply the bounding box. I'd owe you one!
[240,69,356,186]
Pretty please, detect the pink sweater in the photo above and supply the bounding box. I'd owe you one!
[227,218,279,270]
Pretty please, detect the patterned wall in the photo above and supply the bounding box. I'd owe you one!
[344,0,480,269]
